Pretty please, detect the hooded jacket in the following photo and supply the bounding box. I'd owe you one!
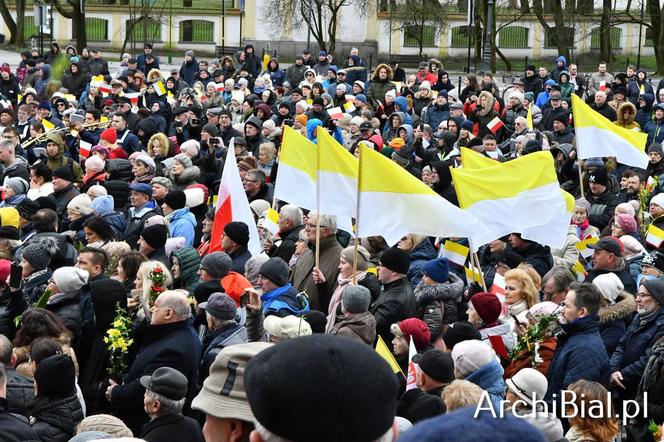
[466,359,505,411]
[329,311,377,345]
[45,133,82,183]
[645,103,664,145]
[30,394,84,442]
[367,64,397,107]
[627,69,654,106]
[637,92,656,129]
[172,247,202,294]
[61,62,87,98]
[598,292,636,356]
[414,273,464,339]
[406,239,438,289]
[166,207,197,247]
[551,56,567,84]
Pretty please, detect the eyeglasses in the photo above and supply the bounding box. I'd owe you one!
[636,293,652,299]
[337,73,346,76]
[242,179,258,183]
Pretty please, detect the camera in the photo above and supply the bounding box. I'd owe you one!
[208,137,220,145]
[283,118,294,127]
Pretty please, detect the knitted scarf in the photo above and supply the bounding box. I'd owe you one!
[638,337,664,398]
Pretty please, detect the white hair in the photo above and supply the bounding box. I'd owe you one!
[279,204,303,226]
[308,211,337,234]
[514,116,527,127]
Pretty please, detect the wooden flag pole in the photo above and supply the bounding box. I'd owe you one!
[352,145,364,285]
[471,251,488,292]
[578,160,585,199]
[315,136,321,270]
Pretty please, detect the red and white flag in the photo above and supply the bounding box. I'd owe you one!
[327,106,344,120]
[406,337,418,391]
[209,139,261,255]
[98,84,112,94]
[487,116,504,134]
[80,140,92,158]
[124,92,140,106]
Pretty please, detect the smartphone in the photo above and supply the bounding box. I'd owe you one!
[419,123,424,131]
[240,292,250,308]
[9,263,21,289]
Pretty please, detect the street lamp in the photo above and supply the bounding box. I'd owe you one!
[481,0,494,72]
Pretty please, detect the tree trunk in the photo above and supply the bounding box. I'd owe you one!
[600,0,613,62]
[473,0,482,64]
[551,0,570,61]
[0,0,17,46]
[496,46,512,71]
[520,0,530,14]
[72,4,87,53]
[15,0,25,47]
[649,0,664,74]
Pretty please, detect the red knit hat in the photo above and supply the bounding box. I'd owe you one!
[100,127,117,144]
[395,318,430,351]
[470,292,502,324]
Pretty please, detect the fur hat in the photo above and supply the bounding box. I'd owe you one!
[174,153,193,169]
[263,315,312,340]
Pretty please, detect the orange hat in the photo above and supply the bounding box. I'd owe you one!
[100,127,117,144]
[388,137,405,150]
[295,114,308,126]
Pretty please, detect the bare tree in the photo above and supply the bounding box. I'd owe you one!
[119,0,167,58]
[262,0,371,56]
[613,0,664,73]
[52,0,87,52]
[390,0,453,57]
[0,0,26,47]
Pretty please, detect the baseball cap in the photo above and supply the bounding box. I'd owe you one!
[588,236,623,257]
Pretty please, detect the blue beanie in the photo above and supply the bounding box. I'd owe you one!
[422,257,449,283]
[91,194,114,216]
[355,94,367,103]
[399,406,546,442]
[461,120,474,131]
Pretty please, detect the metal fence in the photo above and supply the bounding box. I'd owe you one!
[498,26,529,48]
[590,26,621,49]
[126,18,162,42]
[403,25,435,47]
[450,26,473,48]
[85,17,109,41]
[180,19,214,43]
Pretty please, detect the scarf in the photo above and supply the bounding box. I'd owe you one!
[638,337,664,398]
[325,271,368,334]
[572,218,590,240]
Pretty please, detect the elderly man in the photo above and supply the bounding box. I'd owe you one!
[290,212,342,313]
[243,169,273,204]
[139,367,204,442]
[541,267,575,304]
[545,283,609,410]
[192,343,272,442]
[198,293,248,385]
[609,277,664,403]
[123,182,161,249]
[268,204,304,263]
[590,90,617,121]
[107,290,200,435]
[585,236,636,294]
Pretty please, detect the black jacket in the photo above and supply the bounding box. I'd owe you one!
[512,242,554,278]
[229,246,251,275]
[269,224,304,263]
[370,277,417,346]
[30,395,84,442]
[4,369,34,415]
[0,289,28,341]
[141,414,205,442]
[45,290,82,339]
[585,259,637,295]
[111,320,201,435]
[587,189,619,231]
[396,386,446,424]
[0,398,36,442]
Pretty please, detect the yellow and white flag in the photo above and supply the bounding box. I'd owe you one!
[273,126,318,210]
[572,260,587,282]
[576,235,599,259]
[646,224,664,248]
[526,104,534,129]
[42,119,55,130]
[154,80,167,96]
[572,94,648,169]
[263,208,280,235]
[317,129,358,220]
[443,240,469,267]
[356,144,490,248]
[465,263,484,285]
[451,151,570,249]
[375,335,403,375]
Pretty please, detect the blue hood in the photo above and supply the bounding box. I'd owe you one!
[555,55,567,68]
[306,118,323,142]
[395,96,408,112]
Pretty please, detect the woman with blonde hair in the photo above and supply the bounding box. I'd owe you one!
[565,380,619,442]
[147,132,170,161]
[129,260,173,320]
[441,379,484,412]
[503,268,539,331]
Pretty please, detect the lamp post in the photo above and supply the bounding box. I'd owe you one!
[637,0,645,69]
[481,0,494,72]
[168,0,172,63]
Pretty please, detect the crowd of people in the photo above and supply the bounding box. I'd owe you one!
[0,41,662,441]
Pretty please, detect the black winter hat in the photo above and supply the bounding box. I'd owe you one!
[224,221,250,246]
[15,198,39,220]
[164,190,187,211]
[140,224,167,249]
[497,250,525,269]
[53,166,74,182]
[35,196,57,211]
[442,320,482,350]
[523,139,542,154]
[642,276,664,306]
[34,353,76,398]
[379,247,411,275]
[312,97,325,107]
[414,349,455,383]
[0,226,20,240]
[202,123,219,137]
[259,257,290,286]
[589,166,609,187]
[245,334,398,442]
[22,241,55,271]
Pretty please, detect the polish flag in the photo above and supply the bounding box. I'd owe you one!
[209,139,261,255]
[80,140,92,158]
[405,337,418,391]
[487,116,504,134]
[327,106,344,120]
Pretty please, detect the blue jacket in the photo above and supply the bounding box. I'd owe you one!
[423,103,450,131]
[168,207,197,247]
[261,283,309,317]
[609,306,664,400]
[546,315,609,403]
[394,96,413,125]
[179,58,199,86]
[466,359,505,411]
[101,211,126,239]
